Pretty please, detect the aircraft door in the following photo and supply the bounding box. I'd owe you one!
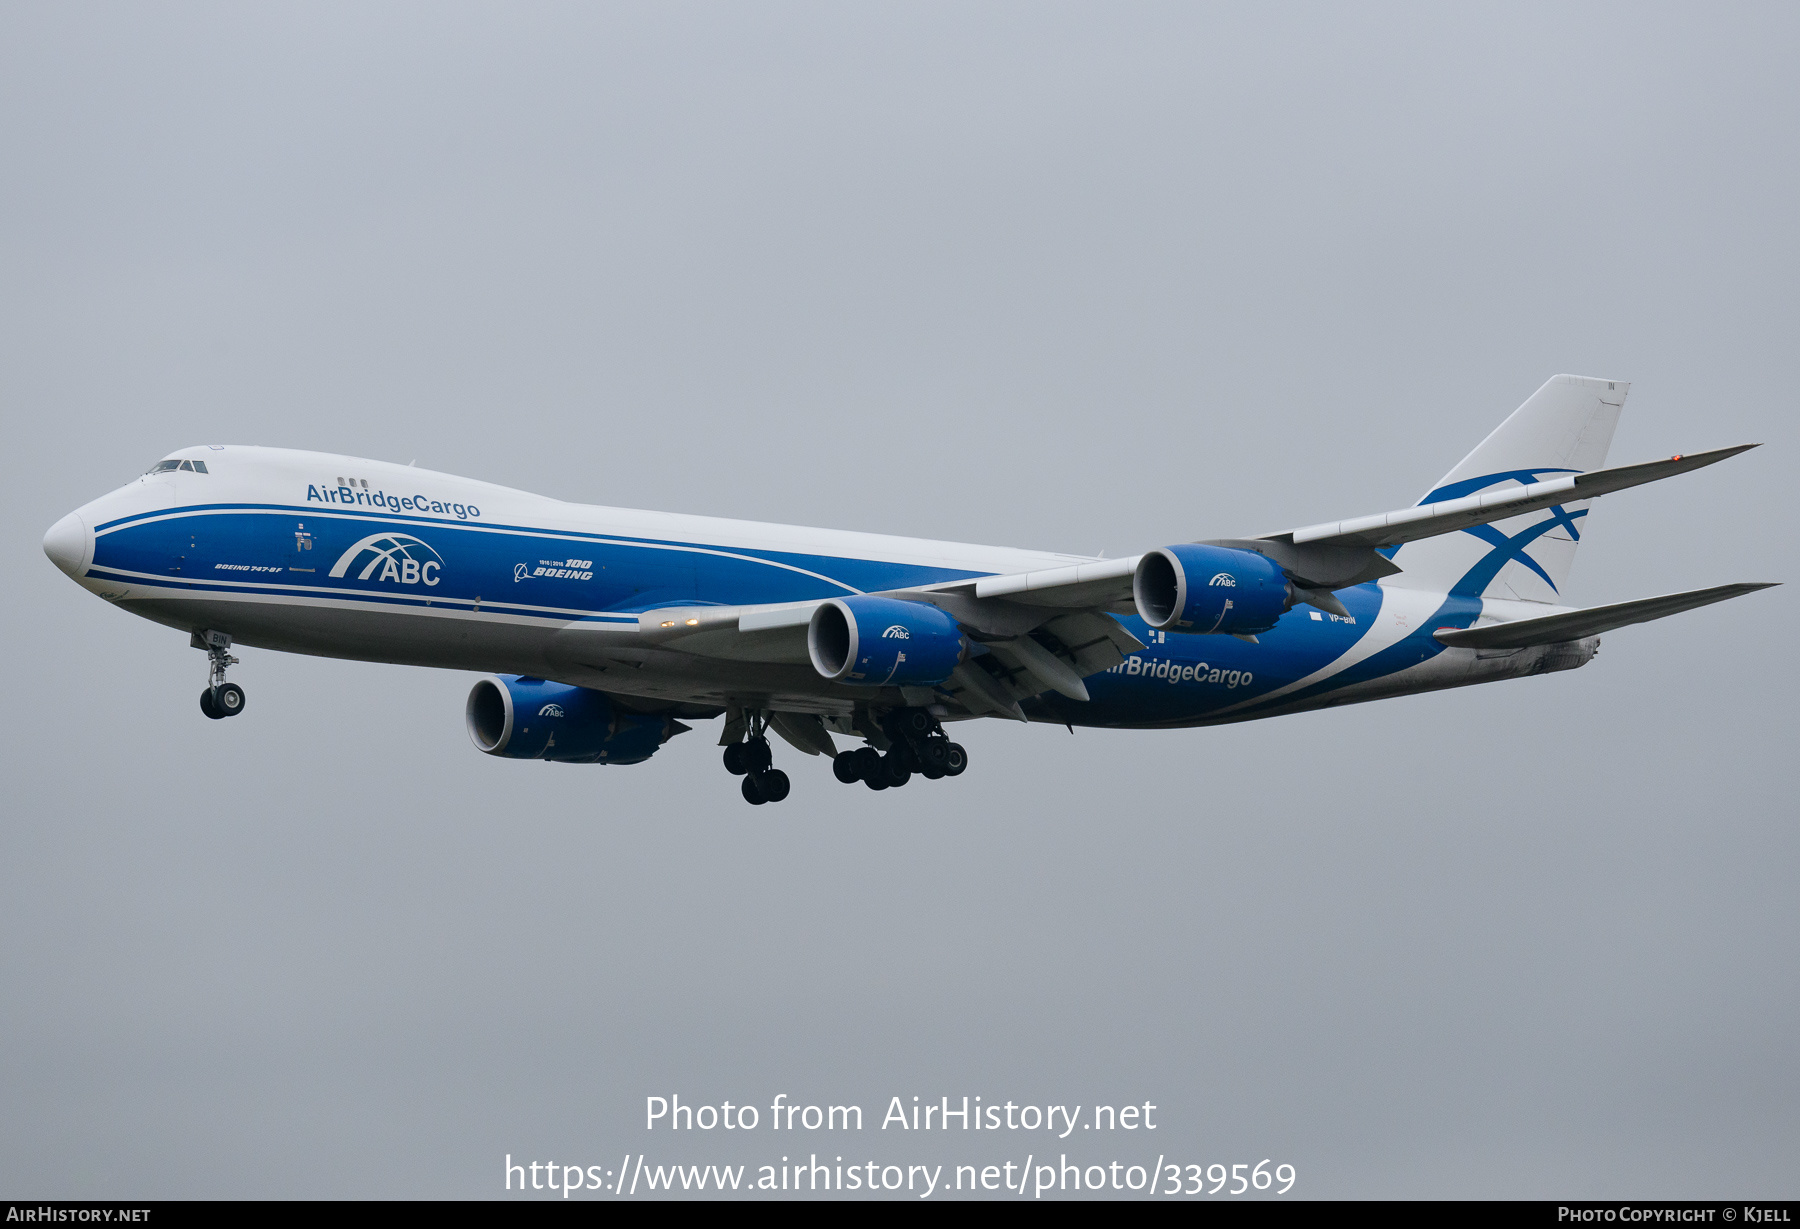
[286,522,318,574]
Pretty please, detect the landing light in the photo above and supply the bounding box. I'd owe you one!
[660,620,675,628]
[685,618,699,626]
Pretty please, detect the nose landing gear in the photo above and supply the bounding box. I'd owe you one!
[193,629,246,720]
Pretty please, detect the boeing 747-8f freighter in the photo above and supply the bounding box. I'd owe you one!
[43,376,1775,804]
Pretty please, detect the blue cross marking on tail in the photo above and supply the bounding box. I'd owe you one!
[1414,468,1585,596]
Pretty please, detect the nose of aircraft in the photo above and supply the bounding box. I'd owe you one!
[43,511,91,579]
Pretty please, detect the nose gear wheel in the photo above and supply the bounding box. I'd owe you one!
[193,630,246,719]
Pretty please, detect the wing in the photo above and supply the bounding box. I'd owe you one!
[624,594,1146,720]
[900,444,1762,603]
[1270,445,1756,550]
[618,444,1762,717]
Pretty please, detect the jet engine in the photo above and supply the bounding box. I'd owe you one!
[465,675,687,764]
[807,596,967,687]
[1133,543,1290,634]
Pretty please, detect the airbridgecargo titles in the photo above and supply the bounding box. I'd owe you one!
[43,375,1775,805]
[1110,657,1254,688]
[305,482,483,519]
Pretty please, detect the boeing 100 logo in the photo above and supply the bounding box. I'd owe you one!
[329,533,443,586]
[515,558,595,582]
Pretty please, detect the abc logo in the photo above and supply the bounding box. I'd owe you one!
[330,533,444,586]
[1208,572,1237,587]
[881,625,911,639]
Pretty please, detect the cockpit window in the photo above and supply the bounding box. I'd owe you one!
[145,459,209,474]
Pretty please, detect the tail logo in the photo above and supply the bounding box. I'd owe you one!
[1209,573,1237,587]
[1412,468,1584,597]
[329,533,443,586]
[882,625,910,639]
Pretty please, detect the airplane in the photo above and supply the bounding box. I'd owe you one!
[42,375,1775,805]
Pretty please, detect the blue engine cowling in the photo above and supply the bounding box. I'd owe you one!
[465,675,684,764]
[807,596,967,687]
[1132,544,1290,634]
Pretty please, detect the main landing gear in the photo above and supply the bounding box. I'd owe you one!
[192,629,247,720]
[832,708,967,792]
[722,707,967,804]
[722,716,790,805]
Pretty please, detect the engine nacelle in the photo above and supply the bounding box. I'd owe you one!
[465,675,682,764]
[808,596,967,687]
[1133,544,1289,634]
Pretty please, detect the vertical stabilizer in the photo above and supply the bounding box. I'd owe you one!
[1386,375,1628,602]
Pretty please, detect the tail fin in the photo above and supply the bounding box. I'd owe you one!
[1387,374,1628,602]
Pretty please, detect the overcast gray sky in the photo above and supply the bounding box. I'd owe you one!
[2,1,1795,1200]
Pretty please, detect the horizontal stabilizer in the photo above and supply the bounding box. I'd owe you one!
[1278,444,1758,551]
[1432,582,1778,649]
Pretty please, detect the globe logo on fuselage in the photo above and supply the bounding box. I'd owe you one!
[329,533,443,586]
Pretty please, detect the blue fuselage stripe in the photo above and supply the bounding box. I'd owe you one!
[92,504,1470,724]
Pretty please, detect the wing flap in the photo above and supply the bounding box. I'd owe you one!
[946,661,1028,721]
[1432,582,1777,649]
[767,710,838,756]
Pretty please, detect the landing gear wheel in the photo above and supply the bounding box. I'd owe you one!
[199,688,223,720]
[743,769,790,805]
[881,754,912,789]
[944,742,968,776]
[832,751,863,784]
[213,683,245,717]
[918,740,950,773]
[723,738,772,775]
[860,746,889,791]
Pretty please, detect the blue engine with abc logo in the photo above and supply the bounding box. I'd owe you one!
[807,595,968,687]
[1132,543,1291,635]
[465,675,686,764]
